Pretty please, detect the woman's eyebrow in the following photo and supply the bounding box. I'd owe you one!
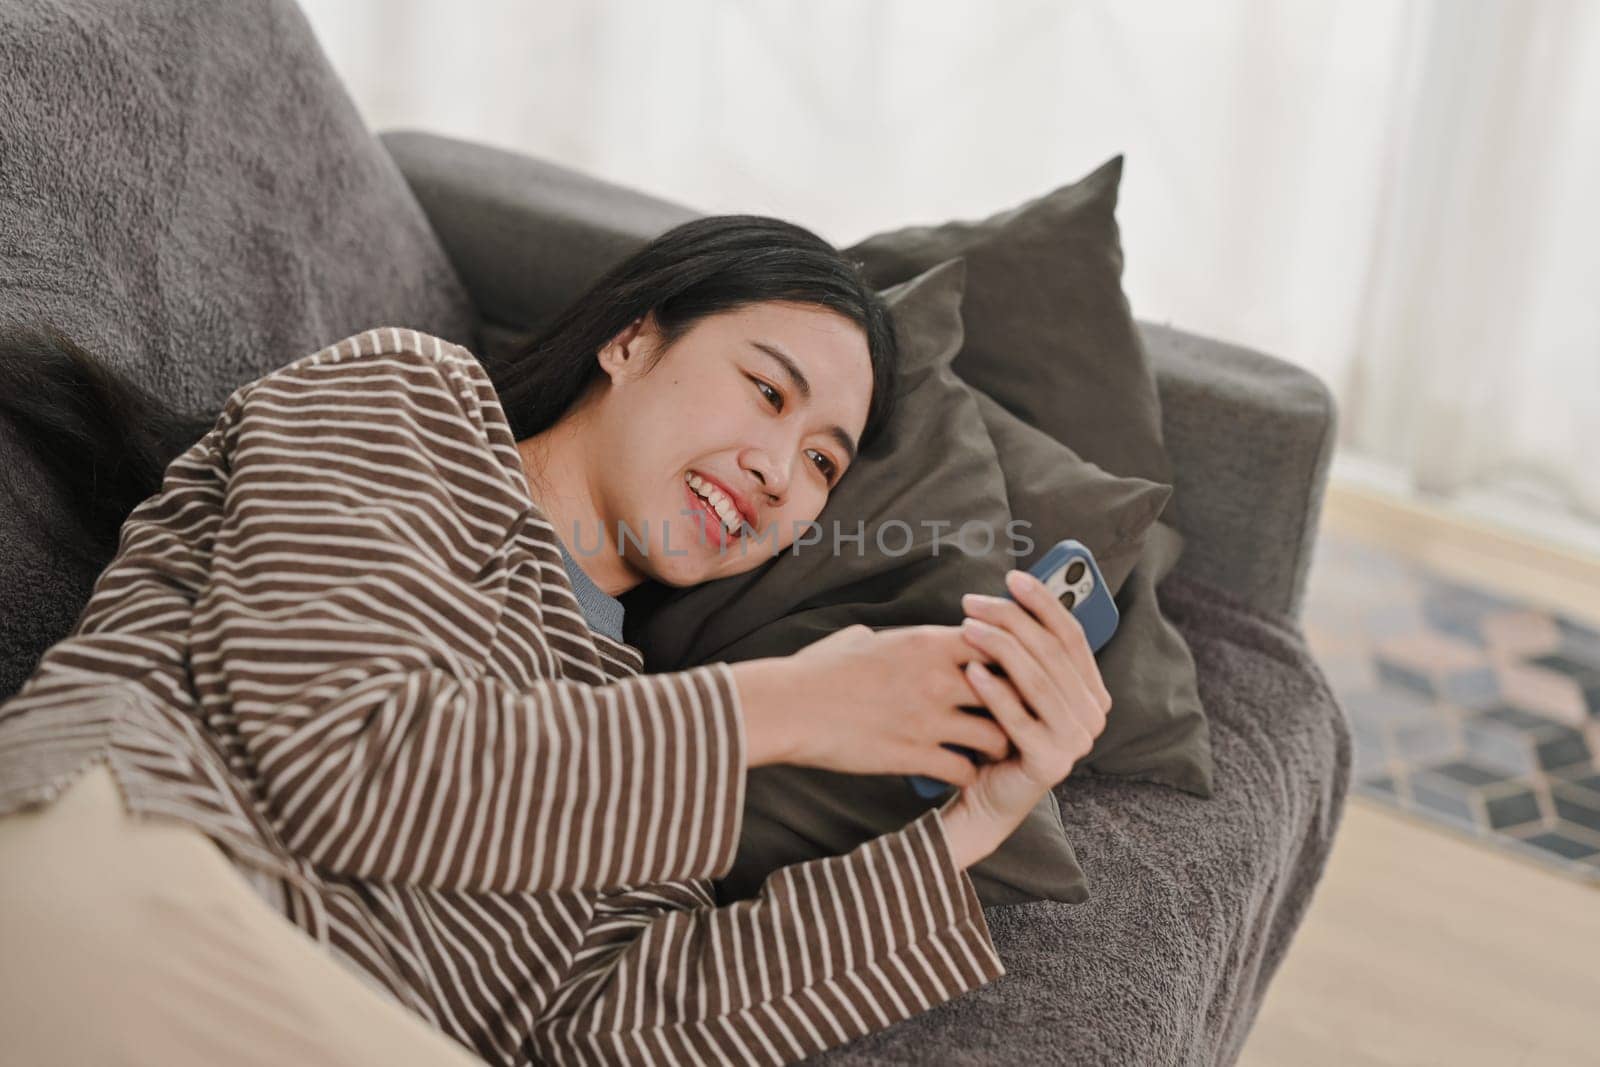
[748,340,811,400]
[748,340,859,465]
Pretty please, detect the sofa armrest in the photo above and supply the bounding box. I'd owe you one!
[380,129,1338,624]
[378,129,701,343]
[1140,321,1337,623]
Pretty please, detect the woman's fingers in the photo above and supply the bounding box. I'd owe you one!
[970,596,1107,741]
[900,624,1017,709]
[888,623,1094,761]
[941,704,1013,762]
[964,661,1045,756]
[1000,569,1112,711]
[961,590,1085,714]
[963,587,1059,659]
[926,747,979,789]
[966,662,1082,787]
[959,616,1068,730]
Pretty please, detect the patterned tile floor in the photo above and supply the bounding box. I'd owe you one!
[1302,530,1600,886]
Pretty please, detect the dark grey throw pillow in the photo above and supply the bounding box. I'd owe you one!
[846,155,1178,530]
[845,156,1214,799]
[970,389,1168,595]
[1082,520,1211,794]
[970,391,1211,797]
[625,258,1094,906]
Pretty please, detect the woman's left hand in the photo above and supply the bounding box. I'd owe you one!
[938,568,1114,862]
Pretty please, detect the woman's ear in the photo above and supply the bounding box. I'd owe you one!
[597,314,656,382]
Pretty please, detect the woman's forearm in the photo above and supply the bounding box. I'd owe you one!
[934,797,997,871]
[728,657,803,769]
[730,657,998,872]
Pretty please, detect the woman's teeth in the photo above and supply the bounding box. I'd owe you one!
[685,472,744,538]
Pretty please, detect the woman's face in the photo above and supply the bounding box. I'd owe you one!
[589,300,874,587]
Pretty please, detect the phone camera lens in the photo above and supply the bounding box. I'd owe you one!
[1061,590,1077,609]
[1065,560,1085,582]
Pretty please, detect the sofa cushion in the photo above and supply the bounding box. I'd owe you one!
[0,0,476,700]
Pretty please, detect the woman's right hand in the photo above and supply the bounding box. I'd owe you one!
[730,623,1014,786]
[730,569,1113,871]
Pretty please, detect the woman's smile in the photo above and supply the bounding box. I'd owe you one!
[683,472,745,549]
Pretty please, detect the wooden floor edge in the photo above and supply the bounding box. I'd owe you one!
[1320,479,1600,631]
[1345,794,1600,895]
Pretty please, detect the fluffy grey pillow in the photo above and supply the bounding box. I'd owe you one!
[0,0,475,701]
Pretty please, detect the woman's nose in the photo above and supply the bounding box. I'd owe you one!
[749,453,790,502]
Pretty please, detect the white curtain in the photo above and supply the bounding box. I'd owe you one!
[300,0,1600,537]
[1343,0,1600,522]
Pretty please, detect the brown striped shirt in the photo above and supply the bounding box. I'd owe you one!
[0,327,1005,1065]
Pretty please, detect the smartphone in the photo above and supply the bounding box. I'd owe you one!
[906,539,1119,800]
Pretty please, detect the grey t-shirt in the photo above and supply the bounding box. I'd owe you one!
[553,536,625,642]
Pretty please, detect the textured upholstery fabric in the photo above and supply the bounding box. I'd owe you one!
[0,0,475,701]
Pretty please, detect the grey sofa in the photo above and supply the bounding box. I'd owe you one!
[0,1,1350,1062]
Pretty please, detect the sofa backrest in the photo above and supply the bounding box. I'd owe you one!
[0,0,476,699]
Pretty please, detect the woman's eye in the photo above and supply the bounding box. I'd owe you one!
[808,450,838,483]
[751,377,783,411]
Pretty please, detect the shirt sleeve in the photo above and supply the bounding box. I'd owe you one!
[193,328,748,895]
[532,795,1007,1065]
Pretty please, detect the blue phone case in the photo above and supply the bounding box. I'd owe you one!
[906,539,1119,800]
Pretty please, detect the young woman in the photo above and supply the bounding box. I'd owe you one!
[0,215,1111,1066]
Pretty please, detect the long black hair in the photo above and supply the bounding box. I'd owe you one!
[0,214,900,576]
